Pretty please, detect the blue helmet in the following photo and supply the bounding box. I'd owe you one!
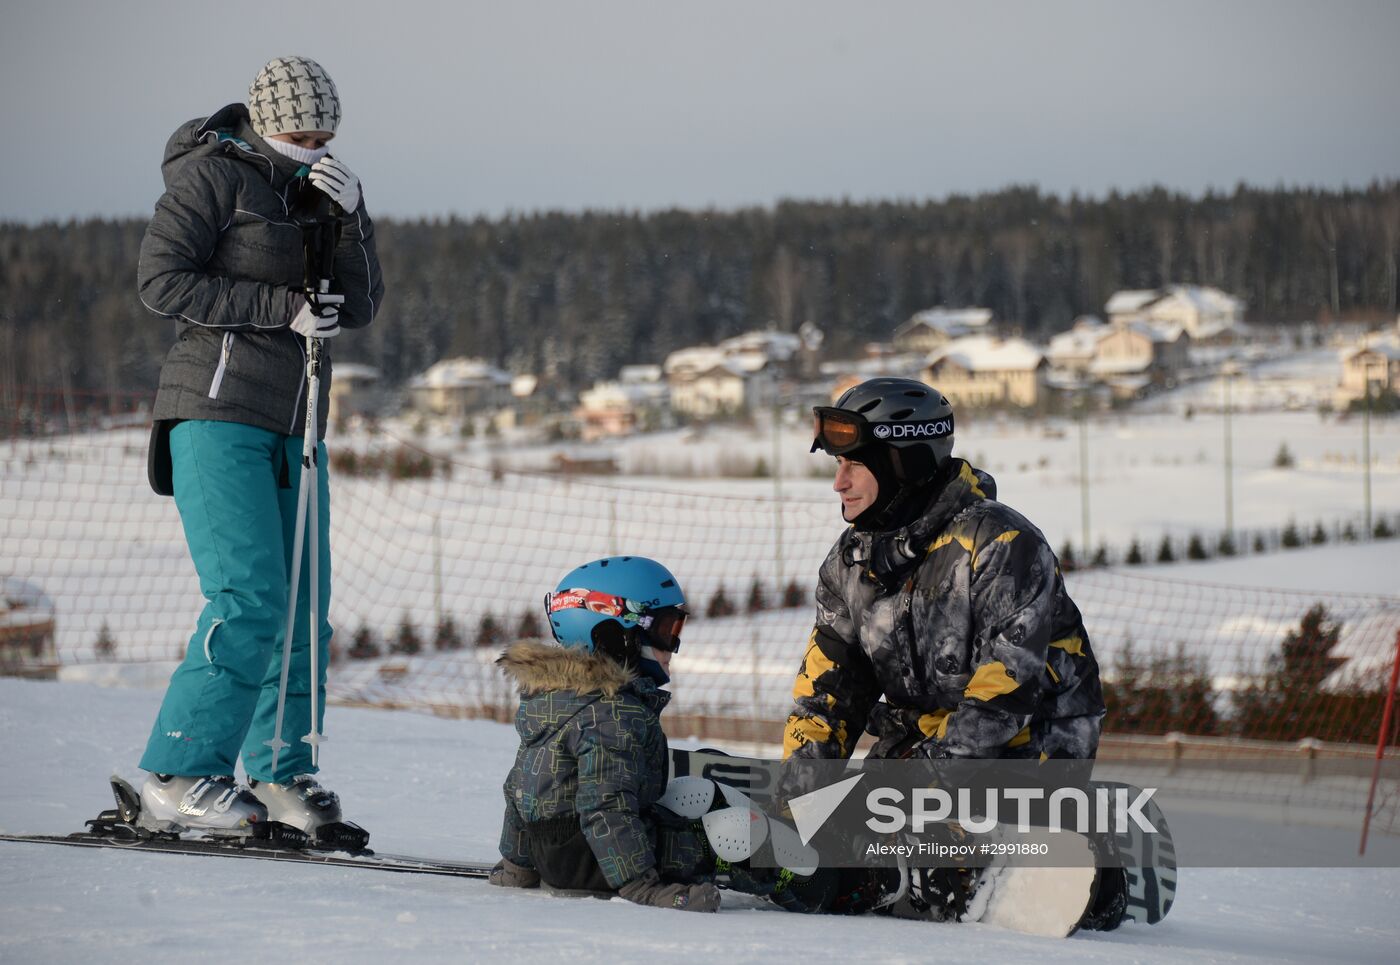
[545,556,687,653]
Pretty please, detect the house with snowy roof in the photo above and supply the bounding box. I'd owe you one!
[923,335,1047,409]
[575,368,670,440]
[1339,324,1400,403]
[405,357,514,419]
[1046,316,1110,383]
[665,354,755,418]
[1105,285,1244,341]
[1,577,56,672]
[663,329,798,417]
[716,330,802,369]
[1046,314,1187,397]
[893,307,994,355]
[327,362,383,427]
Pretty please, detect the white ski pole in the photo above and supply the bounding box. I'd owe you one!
[302,321,326,765]
[264,332,321,774]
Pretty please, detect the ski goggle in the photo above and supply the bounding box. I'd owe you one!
[545,590,688,653]
[811,406,954,457]
[644,606,687,654]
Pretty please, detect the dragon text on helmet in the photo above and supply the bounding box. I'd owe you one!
[872,418,953,441]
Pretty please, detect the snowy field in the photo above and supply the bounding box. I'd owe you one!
[4,350,1400,961]
[2,677,1399,965]
[3,368,1399,676]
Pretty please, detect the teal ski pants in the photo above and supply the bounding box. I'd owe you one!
[140,420,332,782]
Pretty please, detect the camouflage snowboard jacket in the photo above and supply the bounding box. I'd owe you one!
[784,459,1105,762]
[497,640,672,889]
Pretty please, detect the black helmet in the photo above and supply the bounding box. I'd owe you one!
[812,377,955,480]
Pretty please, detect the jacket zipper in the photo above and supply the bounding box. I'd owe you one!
[208,332,233,399]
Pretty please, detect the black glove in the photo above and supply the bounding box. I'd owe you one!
[488,858,540,889]
[617,867,721,912]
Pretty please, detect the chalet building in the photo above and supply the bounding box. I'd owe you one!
[1,577,56,672]
[1105,285,1244,341]
[893,307,994,355]
[923,335,1047,409]
[406,358,514,419]
[1339,325,1400,403]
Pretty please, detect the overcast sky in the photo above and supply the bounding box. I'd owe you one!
[2,0,1398,223]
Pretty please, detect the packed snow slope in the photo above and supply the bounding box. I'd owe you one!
[2,679,1397,964]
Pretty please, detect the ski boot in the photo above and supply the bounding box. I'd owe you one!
[137,774,269,838]
[249,774,370,851]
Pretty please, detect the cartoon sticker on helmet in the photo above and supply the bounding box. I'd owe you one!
[548,589,650,625]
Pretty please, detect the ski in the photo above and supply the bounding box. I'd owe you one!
[0,830,494,879]
[0,774,494,880]
[670,746,1176,926]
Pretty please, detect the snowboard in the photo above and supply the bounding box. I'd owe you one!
[670,746,1176,926]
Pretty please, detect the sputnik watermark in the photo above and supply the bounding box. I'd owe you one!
[864,785,1160,835]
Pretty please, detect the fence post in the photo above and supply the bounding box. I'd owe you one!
[752,627,763,726]
[1165,731,1183,776]
[1360,629,1400,855]
[1297,737,1320,785]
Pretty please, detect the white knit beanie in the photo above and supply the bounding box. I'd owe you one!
[247,56,342,137]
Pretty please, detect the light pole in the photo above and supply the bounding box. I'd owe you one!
[1222,361,1239,542]
[772,398,784,594]
[1363,373,1373,538]
[1078,385,1090,559]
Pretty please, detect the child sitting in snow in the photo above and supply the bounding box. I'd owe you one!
[488,556,719,912]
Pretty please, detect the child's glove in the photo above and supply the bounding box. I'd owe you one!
[488,858,540,889]
[617,868,721,912]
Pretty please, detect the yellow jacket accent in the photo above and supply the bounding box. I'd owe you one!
[783,715,848,759]
[964,661,1021,702]
[918,708,953,739]
[959,461,987,499]
[927,533,976,557]
[1050,636,1085,657]
[792,634,837,708]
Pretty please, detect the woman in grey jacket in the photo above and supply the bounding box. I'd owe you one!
[133,56,384,842]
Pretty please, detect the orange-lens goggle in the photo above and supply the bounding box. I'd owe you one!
[812,406,955,456]
[811,407,871,456]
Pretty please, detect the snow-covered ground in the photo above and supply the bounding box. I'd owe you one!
[2,678,1398,965]
[4,350,1400,960]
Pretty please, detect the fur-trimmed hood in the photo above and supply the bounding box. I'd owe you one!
[498,640,670,747]
[497,638,635,696]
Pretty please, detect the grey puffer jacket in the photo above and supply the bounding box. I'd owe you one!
[784,459,1105,762]
[139,103,384,439]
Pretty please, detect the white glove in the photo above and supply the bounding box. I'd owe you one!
[308,157,361,214]
[290,292,345,339]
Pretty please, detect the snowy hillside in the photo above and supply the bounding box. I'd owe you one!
[2,678,1398,964]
